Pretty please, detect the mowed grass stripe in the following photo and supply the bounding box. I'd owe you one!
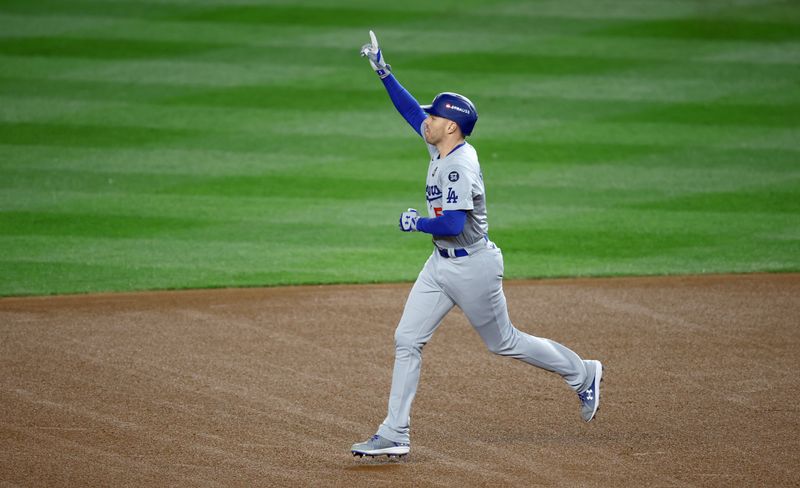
[3,34,798,82]
[0,211,396,243]
[3,154,796,212]
[0,55,335,85]
[6,12,800,70]
[2,188,795,243]
[0,0,199,20]
[0,235,426,265]
[2,123,793,172]
[3,2,798,66]
[592,18,800,42]
[6,0,786,21]
[0,258,411,296]
[2,201,793,294]
[0,231,429,292]
[1,118,796,170]
[0,77,387,108]
[0,36,233,60]
[472,0,800,21]
[0,170,421,202]
[639,191,800,216]
[4,79,798,140]
[492,76,800,104]
[4,145,795,204]
[0,121,424,156]
[4,204,791,250]
[0,224,424,286]
[0,2,723,33]
[3,50,794,97]
[1,104,794,153]
[2,73,798,124]
[1,81,797,151]
[489,121,798,150]
[4,75,794,111]
[605,102,800,128]
[0,36,676,72]
[3,0,798,49]
[0,189,405,225]
[0,211,206,239]
[0,1,437,25]
[2,88,796,154]
[0,15,717,61]
[0,144,351,176]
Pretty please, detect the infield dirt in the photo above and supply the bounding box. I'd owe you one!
[1,274,798,487]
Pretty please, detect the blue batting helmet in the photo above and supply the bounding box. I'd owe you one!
[421,92,478,136]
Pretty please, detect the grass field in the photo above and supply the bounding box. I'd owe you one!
[1,0,799,296]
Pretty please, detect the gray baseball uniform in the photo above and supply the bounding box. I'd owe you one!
[353,31,602,458]
[375,134,597,444]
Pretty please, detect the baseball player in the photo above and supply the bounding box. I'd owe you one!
[351,31,603,458]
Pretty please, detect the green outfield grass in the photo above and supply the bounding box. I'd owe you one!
[1,0,799,296]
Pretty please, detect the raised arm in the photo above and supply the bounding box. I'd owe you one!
[360,30,427,137]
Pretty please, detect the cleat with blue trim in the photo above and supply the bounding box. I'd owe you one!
[578,360,603,422]
[351,434,410,457]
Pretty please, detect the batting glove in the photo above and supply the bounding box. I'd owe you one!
[399,208,419,232]
[360,30,392,79]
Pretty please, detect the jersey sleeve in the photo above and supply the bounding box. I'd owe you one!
[439,164,475,211]
[381,74,427,137]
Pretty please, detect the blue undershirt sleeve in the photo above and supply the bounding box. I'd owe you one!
[381,74,428,137]
[416,210,467,237]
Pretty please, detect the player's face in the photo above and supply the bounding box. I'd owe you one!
[423,115,455,145]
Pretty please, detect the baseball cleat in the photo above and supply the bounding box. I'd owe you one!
[578,360,603,422]
[351,434,410,457]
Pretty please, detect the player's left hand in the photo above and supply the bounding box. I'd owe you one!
[399,208,419,232]
[360,30,392,79]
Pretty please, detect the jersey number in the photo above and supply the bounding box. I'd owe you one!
[446,187,458,204]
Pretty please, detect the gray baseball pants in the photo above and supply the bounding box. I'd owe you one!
[376,241,593,444]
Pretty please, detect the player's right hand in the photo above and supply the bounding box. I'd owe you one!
[399,208,419,232]
[360,30,392,79]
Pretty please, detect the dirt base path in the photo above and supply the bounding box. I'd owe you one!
[1,274,798,487]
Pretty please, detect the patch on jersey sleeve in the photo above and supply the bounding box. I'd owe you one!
[434,207,443,217]
[448,171,459,182]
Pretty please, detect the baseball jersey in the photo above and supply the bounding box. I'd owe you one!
[424,140,488,249]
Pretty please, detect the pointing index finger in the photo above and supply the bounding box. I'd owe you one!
[369,30,378,50]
